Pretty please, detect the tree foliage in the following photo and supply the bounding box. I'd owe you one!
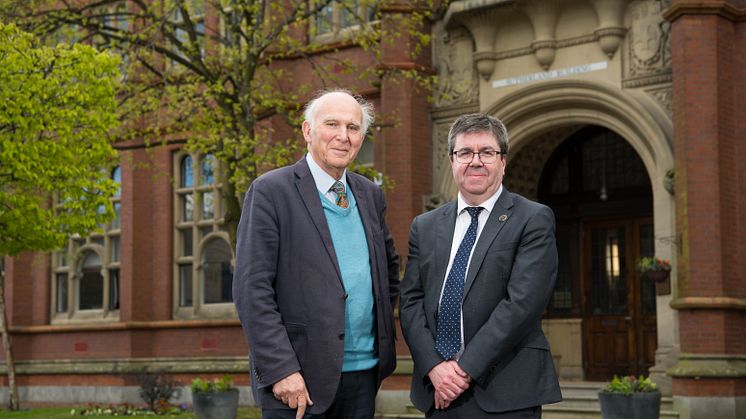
[4,0,436,246]
[0,22,120,256]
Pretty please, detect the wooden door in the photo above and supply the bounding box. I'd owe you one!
[582,218,657,380]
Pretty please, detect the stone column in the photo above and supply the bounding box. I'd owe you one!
[664,1,746,418]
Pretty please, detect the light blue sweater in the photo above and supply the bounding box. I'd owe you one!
[320,189,378,372]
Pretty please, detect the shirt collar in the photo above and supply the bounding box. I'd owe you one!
[306,153,347,195]
[457,185,502,215]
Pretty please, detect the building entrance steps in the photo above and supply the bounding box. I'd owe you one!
[374,381,681,419]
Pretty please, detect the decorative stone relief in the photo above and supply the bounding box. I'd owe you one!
[647,86,673,118]
[623,0,672,87]
[430,121,458,206]
[434,25,478,108]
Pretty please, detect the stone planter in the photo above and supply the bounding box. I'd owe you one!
[598,391,661,419]
[192,388,239,419]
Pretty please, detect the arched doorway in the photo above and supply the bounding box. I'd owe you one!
[538,125,656,380]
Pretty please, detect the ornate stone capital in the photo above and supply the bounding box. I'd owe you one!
[590,0,627,57]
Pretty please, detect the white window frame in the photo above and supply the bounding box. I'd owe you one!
[310,0,379,44]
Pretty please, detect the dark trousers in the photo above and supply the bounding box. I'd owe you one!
[262,367,378,419]
[427,387,542,419]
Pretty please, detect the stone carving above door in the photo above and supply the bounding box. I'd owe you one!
[434,24,478,107]
[646,86,673,118]
[623,0,672,88]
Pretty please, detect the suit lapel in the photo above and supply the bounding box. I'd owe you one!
[462,190,515,300]
[293,158,343,283]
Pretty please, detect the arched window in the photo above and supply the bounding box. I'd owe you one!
[174,152,231,318]
[52,165,121,321]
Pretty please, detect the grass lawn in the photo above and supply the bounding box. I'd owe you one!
[0,407,262,418]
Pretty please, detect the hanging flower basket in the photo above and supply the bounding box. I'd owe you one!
[643,269,670,283]
[637,257,671,283]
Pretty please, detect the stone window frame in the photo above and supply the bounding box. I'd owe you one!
[310,0,378,44]
[50,166,121,323]
[172,151,236,320]
[170,0,206,67]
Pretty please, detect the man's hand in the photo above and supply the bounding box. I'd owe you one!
[434,391,451,410]
[428,361,471,407]
[272,372,313,419]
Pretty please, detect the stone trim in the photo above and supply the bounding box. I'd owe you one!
[622,73,673,89]
[0,357,249,375]
[670,297,746,311]
[668,353,746,378]
[431,103,480,119]
[663,1,746,23]
[0,355,415,376]
[9,319,241,334]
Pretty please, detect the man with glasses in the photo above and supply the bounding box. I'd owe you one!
[400,113,561,418]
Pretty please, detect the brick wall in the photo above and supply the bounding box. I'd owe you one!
[668,0,746,399]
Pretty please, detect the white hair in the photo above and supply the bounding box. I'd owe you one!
[303,89,375,134]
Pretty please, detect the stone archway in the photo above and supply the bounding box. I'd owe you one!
[486,79,677,392]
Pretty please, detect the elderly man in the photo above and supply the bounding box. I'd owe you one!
[233,90,400,419]
[400,113,562,418]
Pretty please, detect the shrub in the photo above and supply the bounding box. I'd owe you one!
[191,374,234,393]
[136,370,182,413]
[601,375,658,395]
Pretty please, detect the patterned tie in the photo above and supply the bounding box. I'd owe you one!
[331,180,349,209]
[435,206,483,360]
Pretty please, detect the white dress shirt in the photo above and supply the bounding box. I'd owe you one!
[438,186,503,358]
[306,153,347,203]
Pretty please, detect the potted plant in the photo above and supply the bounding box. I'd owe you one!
[637,257,671,282]
[598,375,661,419]
[191,374,239,419]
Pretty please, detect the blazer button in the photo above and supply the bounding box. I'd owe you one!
[338,332,345,340]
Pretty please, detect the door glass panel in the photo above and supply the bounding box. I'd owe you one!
[550,223,574,314]
[639,224,656,315]
[591,227,627,315]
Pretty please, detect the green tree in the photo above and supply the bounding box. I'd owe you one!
[0,23,120,410]
[6,0,436,246]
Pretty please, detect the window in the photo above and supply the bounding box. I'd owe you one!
[171,0,206,66]
[51,166,121,322]
[174,152,234,319]
[103,2,131,78]
[312,0,377,39]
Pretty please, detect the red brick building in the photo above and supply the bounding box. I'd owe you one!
[2,1,745,418]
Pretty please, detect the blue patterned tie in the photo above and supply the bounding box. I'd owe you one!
[435,206,483,360]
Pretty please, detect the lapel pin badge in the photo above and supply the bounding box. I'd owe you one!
[498,214,508,222]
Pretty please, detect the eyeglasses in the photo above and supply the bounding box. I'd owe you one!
[452,149,506,164]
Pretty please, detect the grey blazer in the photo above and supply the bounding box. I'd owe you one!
[233,157,400,414]
[399,190,562,413]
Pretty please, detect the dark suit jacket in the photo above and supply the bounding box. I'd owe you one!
[400,189,562,413]
[232,157,399,414]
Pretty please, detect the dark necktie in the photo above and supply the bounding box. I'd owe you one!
[435,206,483,360]
[330,181,349,209]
